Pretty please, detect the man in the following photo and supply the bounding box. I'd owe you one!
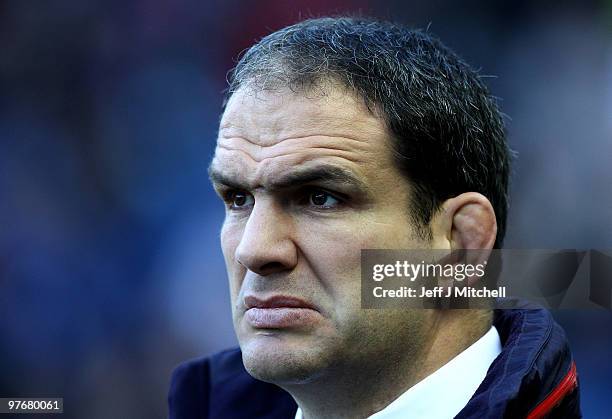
[169,17,580,418]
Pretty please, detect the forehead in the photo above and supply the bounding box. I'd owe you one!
[211,87,395,189]
[219,87,386,145]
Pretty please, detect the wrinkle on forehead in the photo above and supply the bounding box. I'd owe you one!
[216,135,373,164]
[212,87,395,191]
[219,87,388,149]
[212,143,369,191]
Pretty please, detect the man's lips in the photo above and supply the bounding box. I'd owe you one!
[243,295,321,329]
[244,295,316,310]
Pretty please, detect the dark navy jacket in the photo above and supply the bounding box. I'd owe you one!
[168,304,581,418]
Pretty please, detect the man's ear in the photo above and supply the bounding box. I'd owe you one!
[431,192,497,251]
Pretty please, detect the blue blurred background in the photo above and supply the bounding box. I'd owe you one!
[0,1,611,417]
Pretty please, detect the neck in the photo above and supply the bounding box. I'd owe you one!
[284,310,492,419]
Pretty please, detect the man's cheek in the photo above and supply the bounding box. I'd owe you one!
[220,225,245,302]
[319,254,362,305]
[220,222,244,266]
[220,222,240,256]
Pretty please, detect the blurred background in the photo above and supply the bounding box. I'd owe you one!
[0,0,611,417]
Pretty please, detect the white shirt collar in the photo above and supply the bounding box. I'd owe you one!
[294,325,501,419]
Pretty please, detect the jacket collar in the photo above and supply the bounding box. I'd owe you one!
[457,299,578,418]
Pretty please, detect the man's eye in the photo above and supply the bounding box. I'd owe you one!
[226,191,254,209]
[308,190,341,208]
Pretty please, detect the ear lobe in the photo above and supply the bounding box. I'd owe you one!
[442,192,498,251]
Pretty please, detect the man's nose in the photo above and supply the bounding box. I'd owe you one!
[234,200,298,276]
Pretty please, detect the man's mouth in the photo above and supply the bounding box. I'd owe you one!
[243,295,321,329]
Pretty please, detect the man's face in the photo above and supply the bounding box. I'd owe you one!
[210,86,432,384]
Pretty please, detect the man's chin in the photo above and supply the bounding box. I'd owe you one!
[239,334,330,384]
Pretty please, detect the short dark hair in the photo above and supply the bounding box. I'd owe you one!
[224,17,511,248]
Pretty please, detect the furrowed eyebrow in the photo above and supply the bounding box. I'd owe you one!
[208,165,245,191]
[208,164,369,193]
